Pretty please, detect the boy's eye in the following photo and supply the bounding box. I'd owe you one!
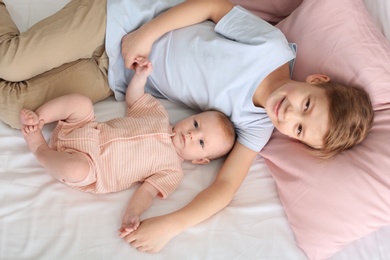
[297,125,302,135]
[200,139,204,147]
[304,99,310,111]
[194,120,199,129]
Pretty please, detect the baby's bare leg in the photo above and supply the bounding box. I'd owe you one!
[22,124,47,155]
[22,123,90,183]
[20,108,46,153]
[21,94,93,183]
[20,93,93,154]
[22,132,89,185]
[34,144,91,183]
[20,109,39,126]
[20,109,44,136]
[34,93,95,125]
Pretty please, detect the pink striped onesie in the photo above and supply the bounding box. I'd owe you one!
[50,94,183,198]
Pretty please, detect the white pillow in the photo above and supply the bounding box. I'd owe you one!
[362,0,390,40]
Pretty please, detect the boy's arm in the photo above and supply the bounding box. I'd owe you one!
[123,142,257,252]
[122,0,234,69]
[119,182,159,237]
[125,59,152,108]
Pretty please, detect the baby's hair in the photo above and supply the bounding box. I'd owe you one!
[315,82,374,158]
[209,111,236,160]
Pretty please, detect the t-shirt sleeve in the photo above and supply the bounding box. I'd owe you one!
[215,6,282,45]
[145,168,183,199]
[125,93,168,118]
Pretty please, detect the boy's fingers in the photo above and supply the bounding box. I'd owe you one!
[125,227,134,232]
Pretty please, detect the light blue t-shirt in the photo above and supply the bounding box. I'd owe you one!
[106,1,296,152]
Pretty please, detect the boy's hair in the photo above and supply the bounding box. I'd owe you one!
[316,82,374,158]
[209,111,236,160]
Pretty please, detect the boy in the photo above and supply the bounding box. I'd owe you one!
[20,59,235,234]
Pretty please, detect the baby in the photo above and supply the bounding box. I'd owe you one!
[20,59,235,237]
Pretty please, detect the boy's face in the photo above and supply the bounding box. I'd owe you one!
[171,111,227,163]
[265,81,330,148]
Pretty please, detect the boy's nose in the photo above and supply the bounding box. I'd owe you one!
[285,107,303,121]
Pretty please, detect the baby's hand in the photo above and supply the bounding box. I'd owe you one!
[133,58,153,78]
[118,211,141,238]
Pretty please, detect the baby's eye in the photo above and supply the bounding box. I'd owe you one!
[200,139,204,148]
[194,120,199,129]
[304,99,310,111]
[297,125,302,135]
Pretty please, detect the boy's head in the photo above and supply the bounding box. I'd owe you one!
[171,110,235,164]
[265,74,373,158]
[317,80,374,158]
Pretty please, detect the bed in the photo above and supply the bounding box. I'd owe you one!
[1,0,390,259]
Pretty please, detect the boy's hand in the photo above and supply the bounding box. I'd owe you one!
[121,29,153,70]
[118,211,141,238]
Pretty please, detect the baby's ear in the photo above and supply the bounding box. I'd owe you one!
[191,158,210,165]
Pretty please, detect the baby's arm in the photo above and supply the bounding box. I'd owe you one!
[125,59,152,108]
[119,182,159,237]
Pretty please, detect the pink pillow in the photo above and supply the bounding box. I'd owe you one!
[228,0,303,24]
[260,0,390,259]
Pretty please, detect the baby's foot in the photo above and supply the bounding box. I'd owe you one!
[22,127,47,155]
[20,109,40,127]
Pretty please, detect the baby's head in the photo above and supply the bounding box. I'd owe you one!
[265,75,373,158]
[171,110,235,164]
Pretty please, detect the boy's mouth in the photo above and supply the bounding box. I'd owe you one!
[274,97,285,120]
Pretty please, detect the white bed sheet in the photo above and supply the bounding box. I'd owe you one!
[1,1,390,259]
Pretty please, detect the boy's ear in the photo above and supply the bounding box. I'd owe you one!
[306,74,330,84]
[191,158,210,165]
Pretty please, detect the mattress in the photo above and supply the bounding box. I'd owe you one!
[1,1,390,259]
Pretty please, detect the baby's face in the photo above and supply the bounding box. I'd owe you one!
[265,81,330,149]
[171,111,227,161]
